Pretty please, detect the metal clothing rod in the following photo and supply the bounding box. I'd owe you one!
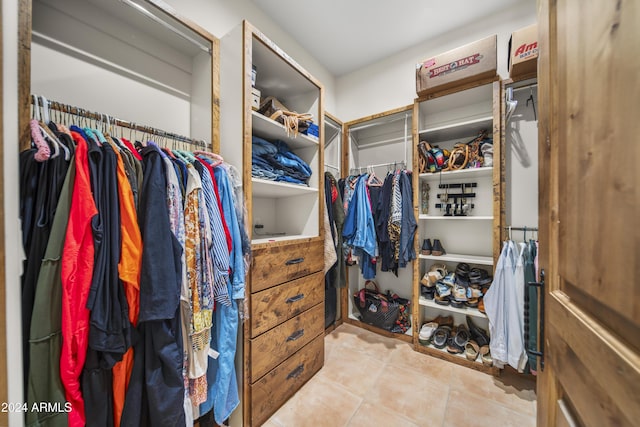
[504,226,538,231]
[324,163,340,171]
[512,83,538,93]
[119,0,211,53]
[352,161,405,173]
[31,96,209,147]
[348,114,409,132]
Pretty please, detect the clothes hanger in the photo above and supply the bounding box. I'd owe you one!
[35,96,62,159]
[30,95,51,160]
[194,147,224,167]
[367,165,383,187]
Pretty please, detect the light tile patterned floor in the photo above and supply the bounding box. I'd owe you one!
[267,323,536,427]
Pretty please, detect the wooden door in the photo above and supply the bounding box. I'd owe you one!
[536,0,640,426]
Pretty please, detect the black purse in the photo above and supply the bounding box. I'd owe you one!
[353,281,403,331]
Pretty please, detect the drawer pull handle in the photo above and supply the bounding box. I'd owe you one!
[285,257,305,265]
[286,293,305,304]
[286,329,305,342]
[286,363,305,380]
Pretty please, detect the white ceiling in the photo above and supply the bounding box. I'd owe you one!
[251,0,529,76]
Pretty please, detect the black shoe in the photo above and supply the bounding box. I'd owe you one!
[466,316,489,347]
[421,239,433,255]
[432,239,446,256]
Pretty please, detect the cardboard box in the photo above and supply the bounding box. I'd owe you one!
[416,35,497,96]
[251,87,261,111]
[508,24,538,78]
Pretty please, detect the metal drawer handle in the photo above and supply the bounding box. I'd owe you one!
[286,363,305,380]
[525,269,545,371]
[286,293,305,304]
[286,329,305,342]
[285,257,305,265]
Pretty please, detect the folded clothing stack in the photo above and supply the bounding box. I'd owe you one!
[252,135,312,185]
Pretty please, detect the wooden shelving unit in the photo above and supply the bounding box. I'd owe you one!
[221,21,325,426]
[412,79,503,376]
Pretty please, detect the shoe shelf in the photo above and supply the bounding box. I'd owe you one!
[252,111,319,150]
[418,115,494,142]
[418,166,493,180]
[251,178,318,198]
[418,215,493,221]
[418,253,493,266]
[346,313,413,343]
[415,342,500,376]
[418,296,487,319]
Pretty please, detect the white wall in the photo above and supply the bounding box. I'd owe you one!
[335,1,536,121]
[163,0,338,113]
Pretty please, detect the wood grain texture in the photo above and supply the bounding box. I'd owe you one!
[536,0,561,425]
[414,343,499,376]
[411,101,420,347]
[549,292,640,426]
[251,239,324,293]
[211,37,220,153]
[492,80,504,264]
[343,317,413,344]
[0,2,7,425]
[251,271,324,337]
[250,303,324,382]
[251,335,324,426]
[344,104,413,128]
[556,0,639,338]
[18,0,31,152]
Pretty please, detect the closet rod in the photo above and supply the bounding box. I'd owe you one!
[348,113,410,132]
[31,96,210,147]
[504,226,538,231]
[324,163,340,171]
[352,160,405,172]
[512,83,538,93]
[119,0,212,53]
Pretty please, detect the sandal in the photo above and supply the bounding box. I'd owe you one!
[419,322,439,345]
[432,326,452,349]
[465,298,479,308]
[478,298,486,314]
[434,294,451,306]
[480,347,493,367]
[465,340,480,361]
[420,285,435,300]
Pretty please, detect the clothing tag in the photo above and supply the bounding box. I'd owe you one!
[208,348,220,359]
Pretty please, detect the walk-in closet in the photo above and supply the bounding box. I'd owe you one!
[2,1,637,426]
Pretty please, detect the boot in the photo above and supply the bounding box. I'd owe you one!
[421,238,433,255]
[432,239,446,256]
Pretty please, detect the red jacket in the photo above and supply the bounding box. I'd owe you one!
[60,132,98,427]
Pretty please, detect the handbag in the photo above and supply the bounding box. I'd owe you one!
[353,281,403,331]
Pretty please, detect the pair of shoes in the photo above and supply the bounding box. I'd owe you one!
[446,324,470,354]
[421,239,446,256]
[464,340,492,365]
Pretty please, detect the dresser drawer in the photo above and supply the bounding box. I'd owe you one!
[251,334,324,426]
[251,239,323,293]
[251,271,324,338]
[251,303,324,382]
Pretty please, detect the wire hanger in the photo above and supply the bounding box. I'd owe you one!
[526,87,537,121]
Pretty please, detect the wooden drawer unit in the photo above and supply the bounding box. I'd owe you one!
[251,334,324,426]
[251,239,324,292]
[250,303,324,382]
[251,271,324,338]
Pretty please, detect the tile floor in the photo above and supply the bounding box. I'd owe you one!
[266,323,536,427]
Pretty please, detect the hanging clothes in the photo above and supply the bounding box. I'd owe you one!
[26,158,75,427]
[60,131,98,427]
[484,240,527,370]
